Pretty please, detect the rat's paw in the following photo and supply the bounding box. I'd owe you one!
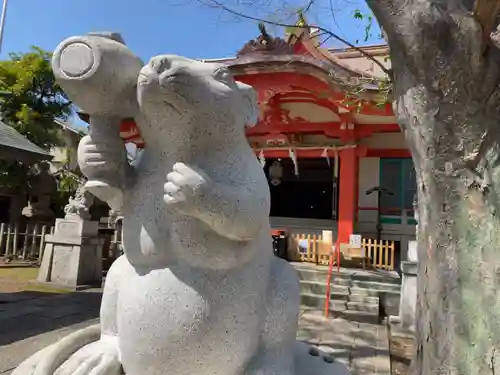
[55,340,121,375]
[78,135,125,179]
[164,162,211,215]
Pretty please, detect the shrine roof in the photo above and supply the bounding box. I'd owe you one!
[201,43,390,64]
[201,47,359,78]
[199,25,389,95]
[224,53,352,78]
[0,120,52,161]
[328,44,389,57]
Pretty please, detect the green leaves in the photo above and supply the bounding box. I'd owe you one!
[0,160,30,189]
[0,46,71,150]
[58,170,82,193]
[0,46,73,191]
[353,9,374,44]
[353,9,364,20]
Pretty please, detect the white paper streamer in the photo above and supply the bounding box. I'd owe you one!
[258,150,266,168]
[321,148,330,167]
[289,148,299,176]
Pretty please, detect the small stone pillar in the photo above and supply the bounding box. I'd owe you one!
[37,215,103,289]
[37,187,103,290]
[398,240,418,331]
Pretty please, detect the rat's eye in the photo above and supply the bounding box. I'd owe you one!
[214,68,231,82]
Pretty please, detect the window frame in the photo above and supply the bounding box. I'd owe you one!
[379,158,417,225]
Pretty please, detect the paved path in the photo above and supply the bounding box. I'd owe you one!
[298,308,391,375]
[0,291,101,374]
[0,292,390,375]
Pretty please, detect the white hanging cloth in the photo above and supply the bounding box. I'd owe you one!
[321,148,330,167]
[289,148,299,176]
[258,150,266,168]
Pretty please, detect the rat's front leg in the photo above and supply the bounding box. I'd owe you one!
[164,162,269,241]
[78,116,133,211]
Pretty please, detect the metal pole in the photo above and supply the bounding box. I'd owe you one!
[0,0,9,55]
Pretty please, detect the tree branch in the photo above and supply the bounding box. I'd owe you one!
[473,0,500,50]
[303,0,315,13]
[198,0,391,76]
[364,0,410,45]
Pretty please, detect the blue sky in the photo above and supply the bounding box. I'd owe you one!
[0,0,381,127]
[1,0,381,61]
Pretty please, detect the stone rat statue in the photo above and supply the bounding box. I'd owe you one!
[12,33,348,375]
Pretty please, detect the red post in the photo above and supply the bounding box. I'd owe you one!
[337,241,341,273]
[337,148,359,244]
[324,239,340,318]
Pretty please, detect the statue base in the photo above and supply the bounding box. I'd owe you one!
[36,216,104,290]
[12,325,350,375]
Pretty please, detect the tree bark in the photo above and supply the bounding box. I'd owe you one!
[366,1,500,374]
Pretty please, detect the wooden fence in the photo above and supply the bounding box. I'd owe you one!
[0,223,54,261]
[362,238,395,270]
[288,233,396,270]
[289,233,332,266]
[0,221,123,265]
[0,223,394,271]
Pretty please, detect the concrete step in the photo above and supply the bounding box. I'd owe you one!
[300,280,348,295]
[349,286,389,297]
[298,273,400,321]
[300,293,379,315]
[301,293,347,311]
[329,310,381,324]
[346,301,379,314]
[300,281,380,303]
[300,279,399,297]
[296,273,401,292]
[331,278,401,292]
[347,294,380,304]
[299,306,380,324]
[300,302,381,325]
[294,265,401,285]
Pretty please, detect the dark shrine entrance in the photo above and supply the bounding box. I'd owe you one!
[264,158,337,220]
[0,195,11,223]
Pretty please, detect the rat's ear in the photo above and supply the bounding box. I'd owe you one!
[236,81,258,127]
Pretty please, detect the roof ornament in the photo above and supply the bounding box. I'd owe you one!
[296,10,307,27]
[236,23,293,56]
[258,23,271,46]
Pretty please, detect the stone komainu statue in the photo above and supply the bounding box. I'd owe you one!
[63,186,94,220]
[12,33,348,375]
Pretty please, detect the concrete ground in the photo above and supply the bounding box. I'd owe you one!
[0,291,390,375]
[299,307,390,375]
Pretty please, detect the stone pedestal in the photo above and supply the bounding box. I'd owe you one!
[37,215,103,290]
[407,239,418,262]
[397,240,418,331]
[399,260,417,331]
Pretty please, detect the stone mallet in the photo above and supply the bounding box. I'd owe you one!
[51,32,144,209]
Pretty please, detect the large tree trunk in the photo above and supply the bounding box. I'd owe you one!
[366,1,500,374]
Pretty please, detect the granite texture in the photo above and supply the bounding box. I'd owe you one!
[12,32,349,375]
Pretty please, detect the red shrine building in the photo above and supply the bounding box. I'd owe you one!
[113,24,417,262]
